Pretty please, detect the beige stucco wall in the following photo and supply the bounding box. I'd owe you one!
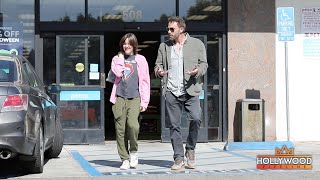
[227,0,276,141]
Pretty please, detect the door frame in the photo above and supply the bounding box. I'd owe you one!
[56,35,105,144]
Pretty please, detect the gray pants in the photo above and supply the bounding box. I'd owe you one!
[165,91,201,161]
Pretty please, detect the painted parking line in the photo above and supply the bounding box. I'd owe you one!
[102,168,311,176]
[70,150,310,177]
[211,148,256,161]
[70,150,103,176]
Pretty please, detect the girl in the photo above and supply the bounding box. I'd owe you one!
[109,33,150,170]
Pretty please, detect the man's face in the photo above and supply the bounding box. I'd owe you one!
[167,22,184,41]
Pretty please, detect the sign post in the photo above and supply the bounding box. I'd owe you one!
[277,7,295,141]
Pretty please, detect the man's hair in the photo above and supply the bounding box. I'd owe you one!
[168,16,186,32]
[119,33,138,55]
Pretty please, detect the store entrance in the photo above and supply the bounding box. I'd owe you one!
[104,32,161,140]
[103,32,223,142]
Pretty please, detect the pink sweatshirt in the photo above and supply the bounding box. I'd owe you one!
[109,54,150,109]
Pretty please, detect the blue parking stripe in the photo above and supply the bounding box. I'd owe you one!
[223,141,294,151]
[70,150,103,176]
[211,147,256,161]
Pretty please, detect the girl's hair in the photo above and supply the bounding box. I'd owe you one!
[119,33,138,55]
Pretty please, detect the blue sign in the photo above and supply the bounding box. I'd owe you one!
[303,39,320,57]
[90,64,99,72]
[60,90,101,101]
[277,7,295,41]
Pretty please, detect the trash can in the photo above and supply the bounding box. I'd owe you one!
[235,99,265,142]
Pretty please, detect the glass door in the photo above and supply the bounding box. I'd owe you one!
[206,33,223,141]
[56,35,105,144]
[160,35,209,143]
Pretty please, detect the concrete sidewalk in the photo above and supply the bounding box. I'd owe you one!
[3,141,320,179]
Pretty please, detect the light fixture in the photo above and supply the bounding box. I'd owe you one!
[142,41,158,44]
[23,23,34,27]
[207,41,218,44]
[138,45,149,48]
[112,5,134,11]
[202,6,222,12]
[18,14,34,20]
[103,15,122,20]
[186,15,208,20]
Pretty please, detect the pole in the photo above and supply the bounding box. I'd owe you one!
[285,42,290,141]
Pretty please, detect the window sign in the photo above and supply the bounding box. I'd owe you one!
[0,23,23,55]
[301,7,320,59]
[60,90,101,101]
[301,7,320,34]
[90,64,99,72]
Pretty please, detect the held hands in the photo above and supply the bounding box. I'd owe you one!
[186,65,198,76]
[140,106,147,112]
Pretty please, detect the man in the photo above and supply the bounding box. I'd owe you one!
[154,16,208,170]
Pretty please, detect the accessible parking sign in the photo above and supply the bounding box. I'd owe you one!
[277,7,295,41]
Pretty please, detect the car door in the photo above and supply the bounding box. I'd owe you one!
[23,60,56,145]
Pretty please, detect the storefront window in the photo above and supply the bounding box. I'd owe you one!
[40,0,85,22]
[88,0,175,22]
[0,0,35,65]
[179,0,223,23]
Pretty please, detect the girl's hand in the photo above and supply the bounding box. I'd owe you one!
[118,52,124,59]
[140,106,147,112]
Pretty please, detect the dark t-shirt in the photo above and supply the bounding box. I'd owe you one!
[116,55,139,98]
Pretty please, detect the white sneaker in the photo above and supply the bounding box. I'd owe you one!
[120,160,130,170]
[130,152,138,168]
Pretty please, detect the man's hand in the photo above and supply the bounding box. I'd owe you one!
[155,66,168,77]
[140,106,147,112]
[186,65,198,76]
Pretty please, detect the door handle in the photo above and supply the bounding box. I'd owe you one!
[100,73,106,88]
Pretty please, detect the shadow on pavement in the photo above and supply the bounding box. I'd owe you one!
[90,159,172,168]
[0,157,50,178]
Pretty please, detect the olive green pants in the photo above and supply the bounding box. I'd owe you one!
[112,97,140,161]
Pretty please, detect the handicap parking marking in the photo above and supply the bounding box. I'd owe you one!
[70,150,103,176]
[101,168,310,176]
[70,149,310,177]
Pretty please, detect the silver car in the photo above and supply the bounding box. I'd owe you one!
[0,53,63,173]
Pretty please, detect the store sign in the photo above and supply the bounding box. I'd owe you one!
[277,7,295,41]
[0,23,23,55]
[60,91,101,101]
[301,7,320,33]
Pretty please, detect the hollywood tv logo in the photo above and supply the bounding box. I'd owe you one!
[256,145,312,169]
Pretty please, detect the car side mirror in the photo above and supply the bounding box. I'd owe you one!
[47,84,61,94]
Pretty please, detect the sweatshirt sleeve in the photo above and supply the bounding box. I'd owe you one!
[111,55,124,77]
[140,56,150,109]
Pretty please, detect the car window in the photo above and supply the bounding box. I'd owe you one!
[27,61,44,89]
[21,67,31,86]
[23,62,43,89]
[0,59,18,82]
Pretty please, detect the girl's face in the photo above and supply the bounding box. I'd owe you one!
[123,38,134,55]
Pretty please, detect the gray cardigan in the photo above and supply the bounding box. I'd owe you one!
[154,33,208,96]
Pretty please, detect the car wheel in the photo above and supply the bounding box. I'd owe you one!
[26,122,44,173]
[46,118,63,158]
